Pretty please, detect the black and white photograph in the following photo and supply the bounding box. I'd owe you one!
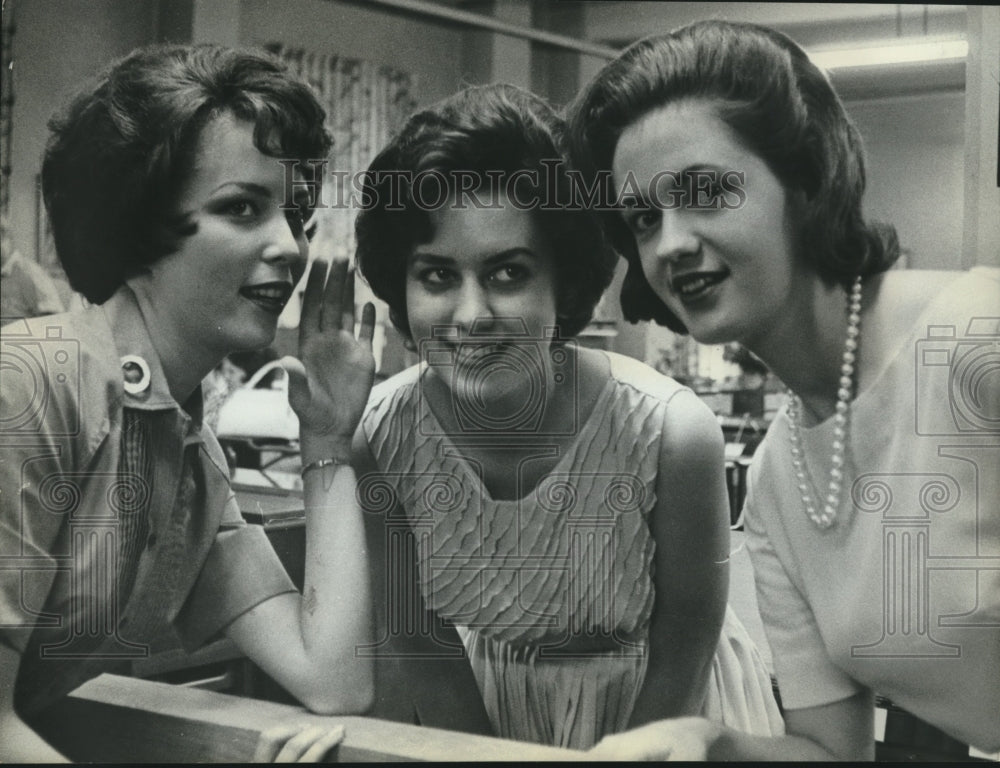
[1,1,998,762]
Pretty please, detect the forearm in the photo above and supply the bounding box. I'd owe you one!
[594,695,875,762]
[711,689,875,761]
[229,437,374,714]
[295,450,373,709]
[629,613,719,725]
[708,724,871,761]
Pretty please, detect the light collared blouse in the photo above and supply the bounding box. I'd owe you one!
[0,287,296,717]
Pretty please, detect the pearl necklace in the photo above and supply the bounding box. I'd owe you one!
[786,276,863,529]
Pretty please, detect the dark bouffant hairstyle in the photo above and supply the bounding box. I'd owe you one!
[355,83,617,340]
[42,44,332,304]
[567,20,899,333]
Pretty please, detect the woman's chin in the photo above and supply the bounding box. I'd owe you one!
[222,325,277,355]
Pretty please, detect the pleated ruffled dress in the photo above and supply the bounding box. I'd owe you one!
[362,357,784,749]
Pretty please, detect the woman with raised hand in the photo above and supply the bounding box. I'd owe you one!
[0,44,375,761]
[351,83,783,751]
[568,19,1000,761]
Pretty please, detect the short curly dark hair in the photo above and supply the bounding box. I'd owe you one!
[42,44,332,304]
[567,20,899,333]
[355,84,616,340]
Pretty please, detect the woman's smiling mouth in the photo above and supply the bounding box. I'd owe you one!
[239,281,293,313]
[671,269,729,302]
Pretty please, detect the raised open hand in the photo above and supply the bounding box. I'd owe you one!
[279,258,376,448]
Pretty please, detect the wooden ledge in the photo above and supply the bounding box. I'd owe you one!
[34,674,590,762]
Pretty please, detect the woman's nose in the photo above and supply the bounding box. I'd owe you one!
[453,280,492,331]
[261,211,306,267]
[654,209,700,265]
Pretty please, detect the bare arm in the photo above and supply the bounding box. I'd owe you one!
[350,420,494,732]
[594,689,874,760]
[628,389,730,725]
[223,259,375,714]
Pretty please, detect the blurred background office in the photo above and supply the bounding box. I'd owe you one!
[3,1,996,401]
[2,3,997,760]
[3,0,996,559]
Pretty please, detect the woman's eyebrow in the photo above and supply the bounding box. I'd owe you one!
[482,248,535,265]
[410,248,535,265]
[617,189,652,212]
[209,181,273,197]
[409,252,452,265]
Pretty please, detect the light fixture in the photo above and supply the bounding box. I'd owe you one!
[807,38,968,71]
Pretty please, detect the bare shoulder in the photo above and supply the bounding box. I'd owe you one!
[601,349,689,402]
[599,349,722,457]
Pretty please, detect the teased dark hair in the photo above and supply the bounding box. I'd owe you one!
[355,83,616,340]
[567,20,899,333]
[42,43,332,303]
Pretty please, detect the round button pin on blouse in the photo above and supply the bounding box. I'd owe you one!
[120,355,151,395]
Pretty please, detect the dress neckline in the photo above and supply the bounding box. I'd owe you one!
[417,364,618,505]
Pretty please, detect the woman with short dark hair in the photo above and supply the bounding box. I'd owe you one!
[568,19,1000,760]
[1,44,375,761]
[353,83,782,750]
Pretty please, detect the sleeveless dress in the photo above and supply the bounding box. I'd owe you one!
[362,351,784,749]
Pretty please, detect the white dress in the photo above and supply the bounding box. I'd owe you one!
[363,351,784,749]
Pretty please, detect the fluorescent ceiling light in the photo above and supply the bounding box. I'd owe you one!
[808,38,968,70]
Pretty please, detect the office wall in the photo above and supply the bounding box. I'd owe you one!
[6,0,158,268]
[4,2,971,293]
[238,0,464,107]
[5,0,468,271]
[846,91,966,271]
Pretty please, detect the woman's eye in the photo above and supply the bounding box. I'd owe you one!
[489,265,528,284]
[626,208,658,235]
[420,268,453,286]
[693,183,725,208]
[226,200,258,217]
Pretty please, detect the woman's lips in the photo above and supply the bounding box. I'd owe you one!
[671,270,729,302]
[239,282,293,313]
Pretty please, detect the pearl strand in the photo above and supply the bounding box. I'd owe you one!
[786,276,863,529]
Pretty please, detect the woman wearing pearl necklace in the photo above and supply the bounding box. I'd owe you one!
[568,19,1000,762]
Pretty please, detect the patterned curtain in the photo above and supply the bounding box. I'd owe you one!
[268,43,418,331]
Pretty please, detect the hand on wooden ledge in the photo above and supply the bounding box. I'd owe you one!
[252,722,346,763]
[588,717,717,761]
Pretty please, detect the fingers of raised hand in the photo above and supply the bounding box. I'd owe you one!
[252,722,345,763]
[299,259,329,337]
[300,257,357,335]
[322,257,352,333]
[358,302,376,347]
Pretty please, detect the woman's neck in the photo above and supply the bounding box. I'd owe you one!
[422,342,587,439]
[128,283,222,406]
[748,275,860,425]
